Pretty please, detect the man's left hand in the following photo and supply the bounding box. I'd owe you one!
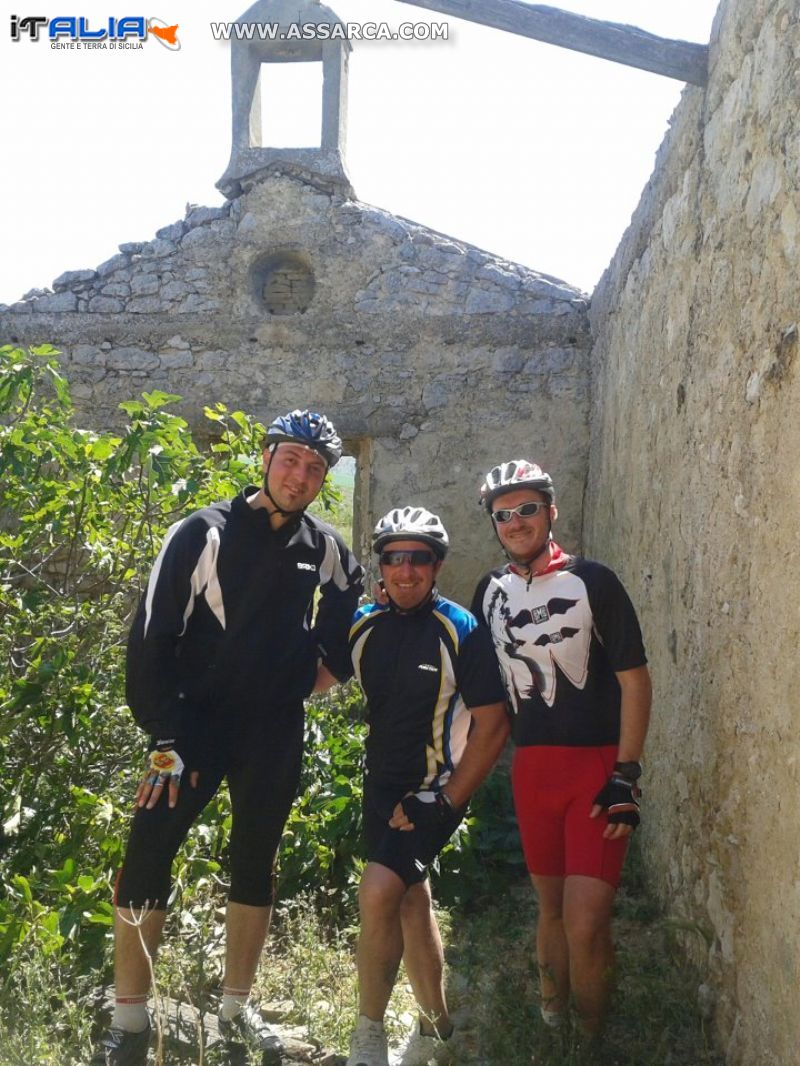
[590,773,641,840]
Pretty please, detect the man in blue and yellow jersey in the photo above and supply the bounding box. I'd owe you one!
[345,507,509,1066]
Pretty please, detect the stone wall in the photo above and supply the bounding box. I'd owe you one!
[585,1,800,1061]
[0,173,591,603]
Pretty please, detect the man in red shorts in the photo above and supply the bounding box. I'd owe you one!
[471,461,651,1043]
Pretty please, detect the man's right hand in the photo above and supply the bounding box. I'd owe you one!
[135,740,198,810]
[393,790,456,831]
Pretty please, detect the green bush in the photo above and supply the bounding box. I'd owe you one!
[435,763,525,906]
[280,682,368,921]
[0,345,348,1012]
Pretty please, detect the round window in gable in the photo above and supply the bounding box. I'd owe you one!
[251,252,315,316]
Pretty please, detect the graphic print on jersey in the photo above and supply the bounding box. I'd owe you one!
[507,598,577,628]
[485,574,592,710]
[534,627,580,646]
[473,557,646,748]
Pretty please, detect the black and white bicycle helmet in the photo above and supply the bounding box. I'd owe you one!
[372,506,449,558]
[479,460,555,508]
[266,409,342,468]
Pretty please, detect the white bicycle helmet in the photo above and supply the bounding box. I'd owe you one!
[479,460,555,508]
[372,506,449,558]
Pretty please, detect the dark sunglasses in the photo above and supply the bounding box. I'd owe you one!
[379,549,437,567]
[491,501,549,524]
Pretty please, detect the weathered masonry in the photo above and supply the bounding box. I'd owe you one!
[585,1,800,1063]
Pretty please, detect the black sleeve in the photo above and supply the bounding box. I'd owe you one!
[455,624,508,709]
[470,574,493,627]
[125,514,210,737]
[582,561,647,672]
[312,528,365,682]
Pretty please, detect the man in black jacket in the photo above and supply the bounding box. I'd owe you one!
[92,410,363,1066]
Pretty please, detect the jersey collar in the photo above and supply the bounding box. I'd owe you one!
[509,542,570,579]
[387,587,439,617]
[237,486,303,543]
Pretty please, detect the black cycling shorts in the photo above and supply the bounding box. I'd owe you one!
[362,783,464,888]
[115,702,304,910]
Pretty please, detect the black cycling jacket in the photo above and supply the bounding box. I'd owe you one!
[125,487,364,738]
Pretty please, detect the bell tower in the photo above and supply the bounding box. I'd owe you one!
[217,0,353,198]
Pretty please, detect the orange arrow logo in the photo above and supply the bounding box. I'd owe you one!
[149,22,178,44]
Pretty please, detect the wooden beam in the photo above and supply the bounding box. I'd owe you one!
[395,0,708,86]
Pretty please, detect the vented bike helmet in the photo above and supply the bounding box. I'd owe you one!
[372,506,449,558]
[479,460,555,509]
[266,409,342,468]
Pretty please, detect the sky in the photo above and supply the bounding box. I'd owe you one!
[0,0,720,305]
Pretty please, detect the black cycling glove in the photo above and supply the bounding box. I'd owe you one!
[592,772,641,829]
[400,790,457,830]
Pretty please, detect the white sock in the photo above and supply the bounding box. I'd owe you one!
[356,1015,385,1033]
[111,996,149,1032]
[220,989,249,1021]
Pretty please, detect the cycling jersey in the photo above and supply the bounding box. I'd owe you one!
[126,487,364,739]
[471,555,646,747]
[349,594,506,793]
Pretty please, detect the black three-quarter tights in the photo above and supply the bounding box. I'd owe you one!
[115,703,304,910]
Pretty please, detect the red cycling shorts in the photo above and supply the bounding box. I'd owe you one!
[512,744,629,888]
